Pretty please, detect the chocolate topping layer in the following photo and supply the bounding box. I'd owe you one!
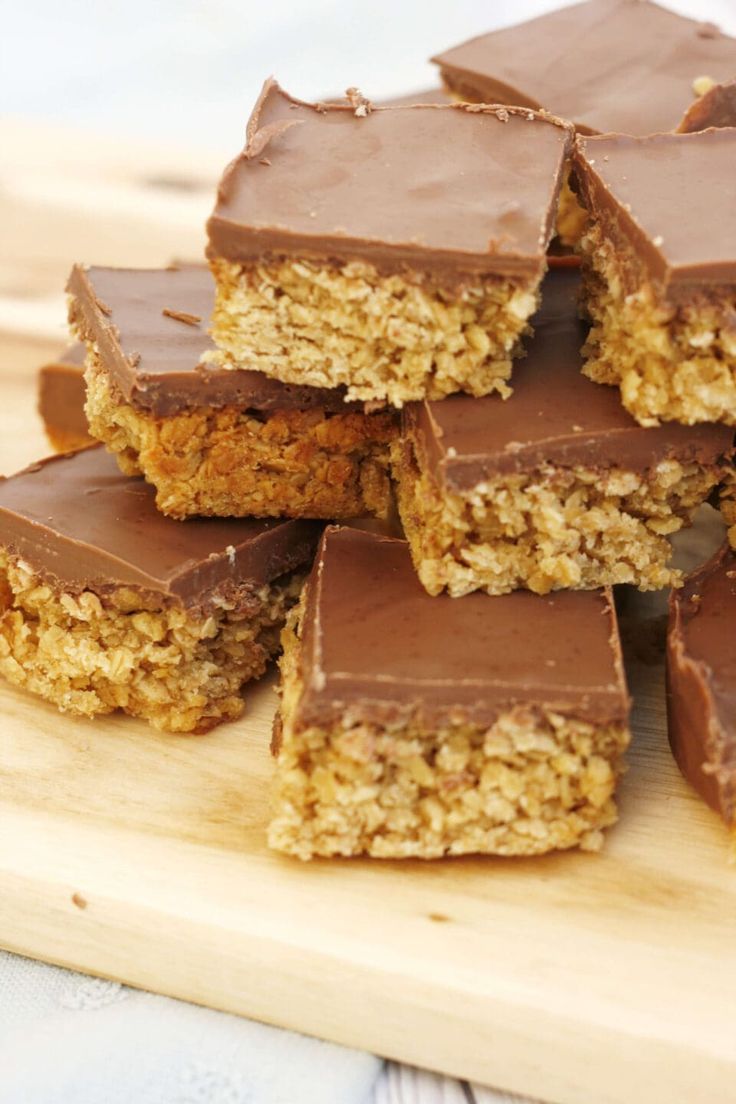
[404,268,734,489]
[573,129,736,289]
[38,343,88,439]
[206,78,571,281]
[432,0,736,137]
[0,447,320,607]
[678,80,736,133]
[295,526,630,730]
[667,542,736,824]
[67,264,358,416]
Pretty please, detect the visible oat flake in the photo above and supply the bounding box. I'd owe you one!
[162,308,202,326]
[346,86,372,116]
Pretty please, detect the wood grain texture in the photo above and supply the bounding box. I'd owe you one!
[1,119,736,1104]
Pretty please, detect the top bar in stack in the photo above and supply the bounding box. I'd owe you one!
[431,0,736,245]
[206,79,572,406]
[573,128,736,426]
[432,0,736,135]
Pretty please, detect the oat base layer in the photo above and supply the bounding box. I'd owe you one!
[0,553,300,733]
[206,256,539,406]
[83,354,396,520]
[579,221,736,426]
[393,439,722,596]
[269,607,630,860]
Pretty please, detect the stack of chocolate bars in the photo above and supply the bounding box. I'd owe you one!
[6,0,736,857]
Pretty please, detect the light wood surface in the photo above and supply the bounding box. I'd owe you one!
[1,118,736,1104]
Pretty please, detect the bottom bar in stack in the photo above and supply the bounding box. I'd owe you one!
[0,447,320,733]
[269,526,632,860]
[37,343,91,452]
[667,542,736,828]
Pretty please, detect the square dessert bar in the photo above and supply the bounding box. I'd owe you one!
[667,542,736,827]
[393,268,733,597]
[0,447,320,733]
[38,343,91,452]
[432,0,736,135]
[573,128,736,426]
[206,79,571,406]
[269,526,631,860]
[432,0,736,245]
[68,264,397,519]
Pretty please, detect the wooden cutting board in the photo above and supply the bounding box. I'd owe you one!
[1,118,736,1104]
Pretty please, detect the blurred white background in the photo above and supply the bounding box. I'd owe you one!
[3,0,736,156]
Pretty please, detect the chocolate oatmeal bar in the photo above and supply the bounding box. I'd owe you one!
[667,542,736,827]
[573,128,736,426]
[68,264,396,519]
[38,343,91,452]
[205,79,571,406]
[0,447,320,733]
[432,0,736,134]
[269,526,631,860]
[392,268,733,597]
[432,1,736,246]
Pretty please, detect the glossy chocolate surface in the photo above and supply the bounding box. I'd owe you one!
[404,269,733,488]
[432,0,736,136]
[207,79,571,281]
[678,80,736,133]
[0,447,320,607]
[67,264,358,415]
[667,542,736,824]
[295,526,630,730]
[38,344,88,440]
[573,128,736,288]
